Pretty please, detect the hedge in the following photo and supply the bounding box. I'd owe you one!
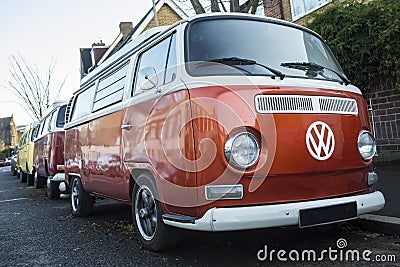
[306,0,400,94]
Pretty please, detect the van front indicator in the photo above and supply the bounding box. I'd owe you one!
[205,185,243,200]
[224,132,260,169]
[358,131,376,161]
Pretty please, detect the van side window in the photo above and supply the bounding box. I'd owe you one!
[37,122,44,137]
[31,126,39,141]
[93,61,129,112]
[165,34,177,84]
[39,114,51,136]
[44,112,54,135]
[71,85,96,121]
[19,132,26,147]
[134,33,177,93]
[56,105,67,128]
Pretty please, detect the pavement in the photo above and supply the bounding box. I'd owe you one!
[357,159,400,235]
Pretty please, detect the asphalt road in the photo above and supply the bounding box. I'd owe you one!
[0,166,399,266]
[374,161,400,217]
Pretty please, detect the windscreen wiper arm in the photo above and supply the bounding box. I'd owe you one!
[280,61,350,85]
[210,57,285,80]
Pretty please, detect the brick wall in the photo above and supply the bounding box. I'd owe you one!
[263,0,284,19]
[142,5,182,32]
[367,85,400,157]
[281,0,292,21]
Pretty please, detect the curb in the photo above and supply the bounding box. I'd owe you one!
[357,214,400,235]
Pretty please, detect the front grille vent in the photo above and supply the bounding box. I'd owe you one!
[255,95,358,115]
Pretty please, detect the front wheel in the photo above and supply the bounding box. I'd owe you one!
[132,173,179,251]
[71,177,94,216]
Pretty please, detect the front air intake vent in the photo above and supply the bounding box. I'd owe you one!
[255,95,358,115]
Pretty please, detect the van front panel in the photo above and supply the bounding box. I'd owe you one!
[185,83,373,217]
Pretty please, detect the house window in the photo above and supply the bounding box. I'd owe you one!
[290,0,331,21]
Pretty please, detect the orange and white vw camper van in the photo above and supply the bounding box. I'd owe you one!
[64,14,385,251]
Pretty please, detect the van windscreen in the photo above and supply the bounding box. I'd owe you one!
[185,18,347,83]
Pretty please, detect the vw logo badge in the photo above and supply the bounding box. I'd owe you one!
[306,121,335,161]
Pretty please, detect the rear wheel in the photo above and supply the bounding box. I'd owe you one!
[47,179,61,200]
[71,177,94,216]
[19,169,27,183]
[34,172,46,188]
[132,173,179,251]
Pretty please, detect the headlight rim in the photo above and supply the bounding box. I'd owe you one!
[357,130,376,161]
[224,131,260,169]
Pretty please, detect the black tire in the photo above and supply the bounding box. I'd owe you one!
[19,169,27,183]
[47,180,61,200]
[34,172,46,189]
[11,166,17,176]
[70,177,94,216]
[132,173,179,251]
[27,172,34,186]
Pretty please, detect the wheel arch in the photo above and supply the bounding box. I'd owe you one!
[129,169,155,202]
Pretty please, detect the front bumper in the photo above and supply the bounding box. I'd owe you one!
[48,173,65,182]
[163,191,385,231]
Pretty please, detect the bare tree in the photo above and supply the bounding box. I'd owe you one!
[180,0,261,14]
[3,54,66,121]
[189,0,206,13]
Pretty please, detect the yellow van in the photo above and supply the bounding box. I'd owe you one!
[18,123,38,185]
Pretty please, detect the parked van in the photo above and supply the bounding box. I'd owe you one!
[64,14,385,251]
[18,123,38,185]
[34,100,68,199]
[11,145,19,176]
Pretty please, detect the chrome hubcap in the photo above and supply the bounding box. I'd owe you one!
[135,185,157,241]
[71,179,79,211]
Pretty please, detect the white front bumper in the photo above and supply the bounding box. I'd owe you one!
[163,191,385,232]
[49,173,65,182]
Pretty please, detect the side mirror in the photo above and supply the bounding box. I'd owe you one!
[140,67,158,90]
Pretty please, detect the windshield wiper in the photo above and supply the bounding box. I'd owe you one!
[280,62,350,85]
[210,57,285,80]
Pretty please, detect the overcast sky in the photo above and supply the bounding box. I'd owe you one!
[0,0,154,125]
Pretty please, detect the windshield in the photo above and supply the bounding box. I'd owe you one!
[185,18,347,83]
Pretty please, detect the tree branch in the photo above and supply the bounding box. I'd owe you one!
[3,54,66,121]
[189,0,205,13]
[211,0,221,12]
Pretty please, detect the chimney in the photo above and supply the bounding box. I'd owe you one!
[90,41,108,67]
[119,22,133,39]
[79,41,109,79]
[80,48,92,78]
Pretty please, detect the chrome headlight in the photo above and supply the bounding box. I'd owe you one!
[358,131,376,161]
[224,132,260,169]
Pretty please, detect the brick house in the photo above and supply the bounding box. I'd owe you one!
[263,0,332,24]
[0,115,18,151]
[80,0,188,76]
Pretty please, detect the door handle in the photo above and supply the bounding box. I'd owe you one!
[121,123,132,131]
